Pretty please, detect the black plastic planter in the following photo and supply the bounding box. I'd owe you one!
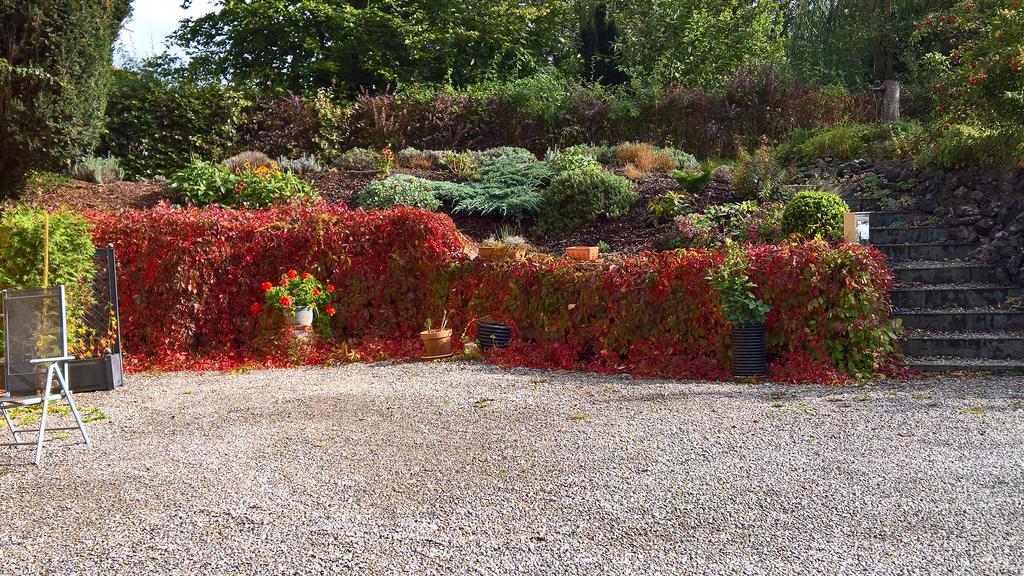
[731,323,767,377]
[477,322,512,350]
[69,352,124,392]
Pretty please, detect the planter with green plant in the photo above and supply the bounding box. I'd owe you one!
[707,241,771,377]
[260,270,335,327]
[478,231,529,261]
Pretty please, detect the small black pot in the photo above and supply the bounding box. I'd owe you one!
[477,322,512,350]
[731,323,767,377]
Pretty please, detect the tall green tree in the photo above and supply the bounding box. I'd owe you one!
[173,0,575,94]
[609,0,786,88]
[784,0,956,88]
[0,0,131,192]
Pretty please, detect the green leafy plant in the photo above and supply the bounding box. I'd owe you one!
[334,147,381,170]
[536,166,638,234]
[355,174,440,210]
[781,190,849,240]
[440,152,479,180]
[707,241,770,326]
[733,139,786,201]
[648,190,697,220]
[171,159,318,207]
[277,154,323,174]
[672,163,714,192]
[71,156,125,184]
[0,207,97,348]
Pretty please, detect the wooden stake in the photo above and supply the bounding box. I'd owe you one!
[43,211,50,288]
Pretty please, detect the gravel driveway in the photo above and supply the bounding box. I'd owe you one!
[2,362,1023,575]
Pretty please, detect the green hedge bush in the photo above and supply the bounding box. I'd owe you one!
[0,207,96,338]
[354,174,440,210]
[781,191,848,240]
[537,166,637,234]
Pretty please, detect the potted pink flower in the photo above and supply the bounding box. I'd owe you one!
[259,270,336,326]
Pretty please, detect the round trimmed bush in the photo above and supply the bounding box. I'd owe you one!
[537,167,638,234]
[355,174,440,211]
[781,191,849,240]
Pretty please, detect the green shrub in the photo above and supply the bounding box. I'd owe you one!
[546,148,602,173]
[334,147,381,170]
[222,150,272,172]
[706,241,770,326]
[277,154,323,174]
[0,0,131,192]
[479,147,536,164]
[71,156,125,184]
[433,157,555,220]
[648,190,697,220]
[537,167,637,234]
[672,163,713,192]
[170,160,317,207]
[733,140,786,202]
[781,191,849,240]
[0,207,96,340]
[921,123,1024,169]
[355,174,441,211]
[663,148,699,171]
[777,123,885,164]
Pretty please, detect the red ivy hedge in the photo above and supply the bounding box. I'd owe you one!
[88,204,899,380]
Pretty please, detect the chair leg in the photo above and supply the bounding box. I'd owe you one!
[1,407,19,443]
[55,363,90,446]
[34,364,55,466]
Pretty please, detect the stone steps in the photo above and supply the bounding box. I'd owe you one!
[871,227,957,244]
[891,262,998,285]
[867,211,1023,373]
[906,356,1024,374]
[873,242,979,261]
[895,309,1024,332]
[901,332,1024,359]
[889,285,1024,309]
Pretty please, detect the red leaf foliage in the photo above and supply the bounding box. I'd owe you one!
[89,204,899,382]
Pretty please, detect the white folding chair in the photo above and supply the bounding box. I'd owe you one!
[1,287,91,465]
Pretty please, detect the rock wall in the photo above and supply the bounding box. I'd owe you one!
[910,165,1024,286]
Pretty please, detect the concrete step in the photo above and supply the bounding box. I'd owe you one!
[889,285,1024,309]
[901,332,1024,359]
[870,227,955,244]
[867,211,932,228]
[895,309,1024,331]
[892,262,998,285]
[906,356,1024,374]
[874,242,979,261]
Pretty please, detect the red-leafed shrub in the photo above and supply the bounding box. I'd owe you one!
[87,204,466,369]
[87,206,899,381]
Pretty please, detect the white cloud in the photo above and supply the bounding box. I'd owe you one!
[117,0,218,63]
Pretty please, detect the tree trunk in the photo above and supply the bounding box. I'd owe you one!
[880,79,900,123]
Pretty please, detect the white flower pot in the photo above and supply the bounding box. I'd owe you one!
[285,306,314,327]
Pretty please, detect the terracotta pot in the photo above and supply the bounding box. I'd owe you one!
[566,246,599,262]
[420,328,453,358]
[478,245,526,261]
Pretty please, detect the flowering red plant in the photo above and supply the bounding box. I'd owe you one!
[262,271,331,313]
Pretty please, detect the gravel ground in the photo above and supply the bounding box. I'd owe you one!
[2,362,1023,575]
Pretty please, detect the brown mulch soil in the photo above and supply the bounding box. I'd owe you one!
[16,179,176,212]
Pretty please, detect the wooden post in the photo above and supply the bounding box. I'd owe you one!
[42,211,50,288]
[843,212,859,244]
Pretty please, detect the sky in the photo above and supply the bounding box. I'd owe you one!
[116,0,218,64]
